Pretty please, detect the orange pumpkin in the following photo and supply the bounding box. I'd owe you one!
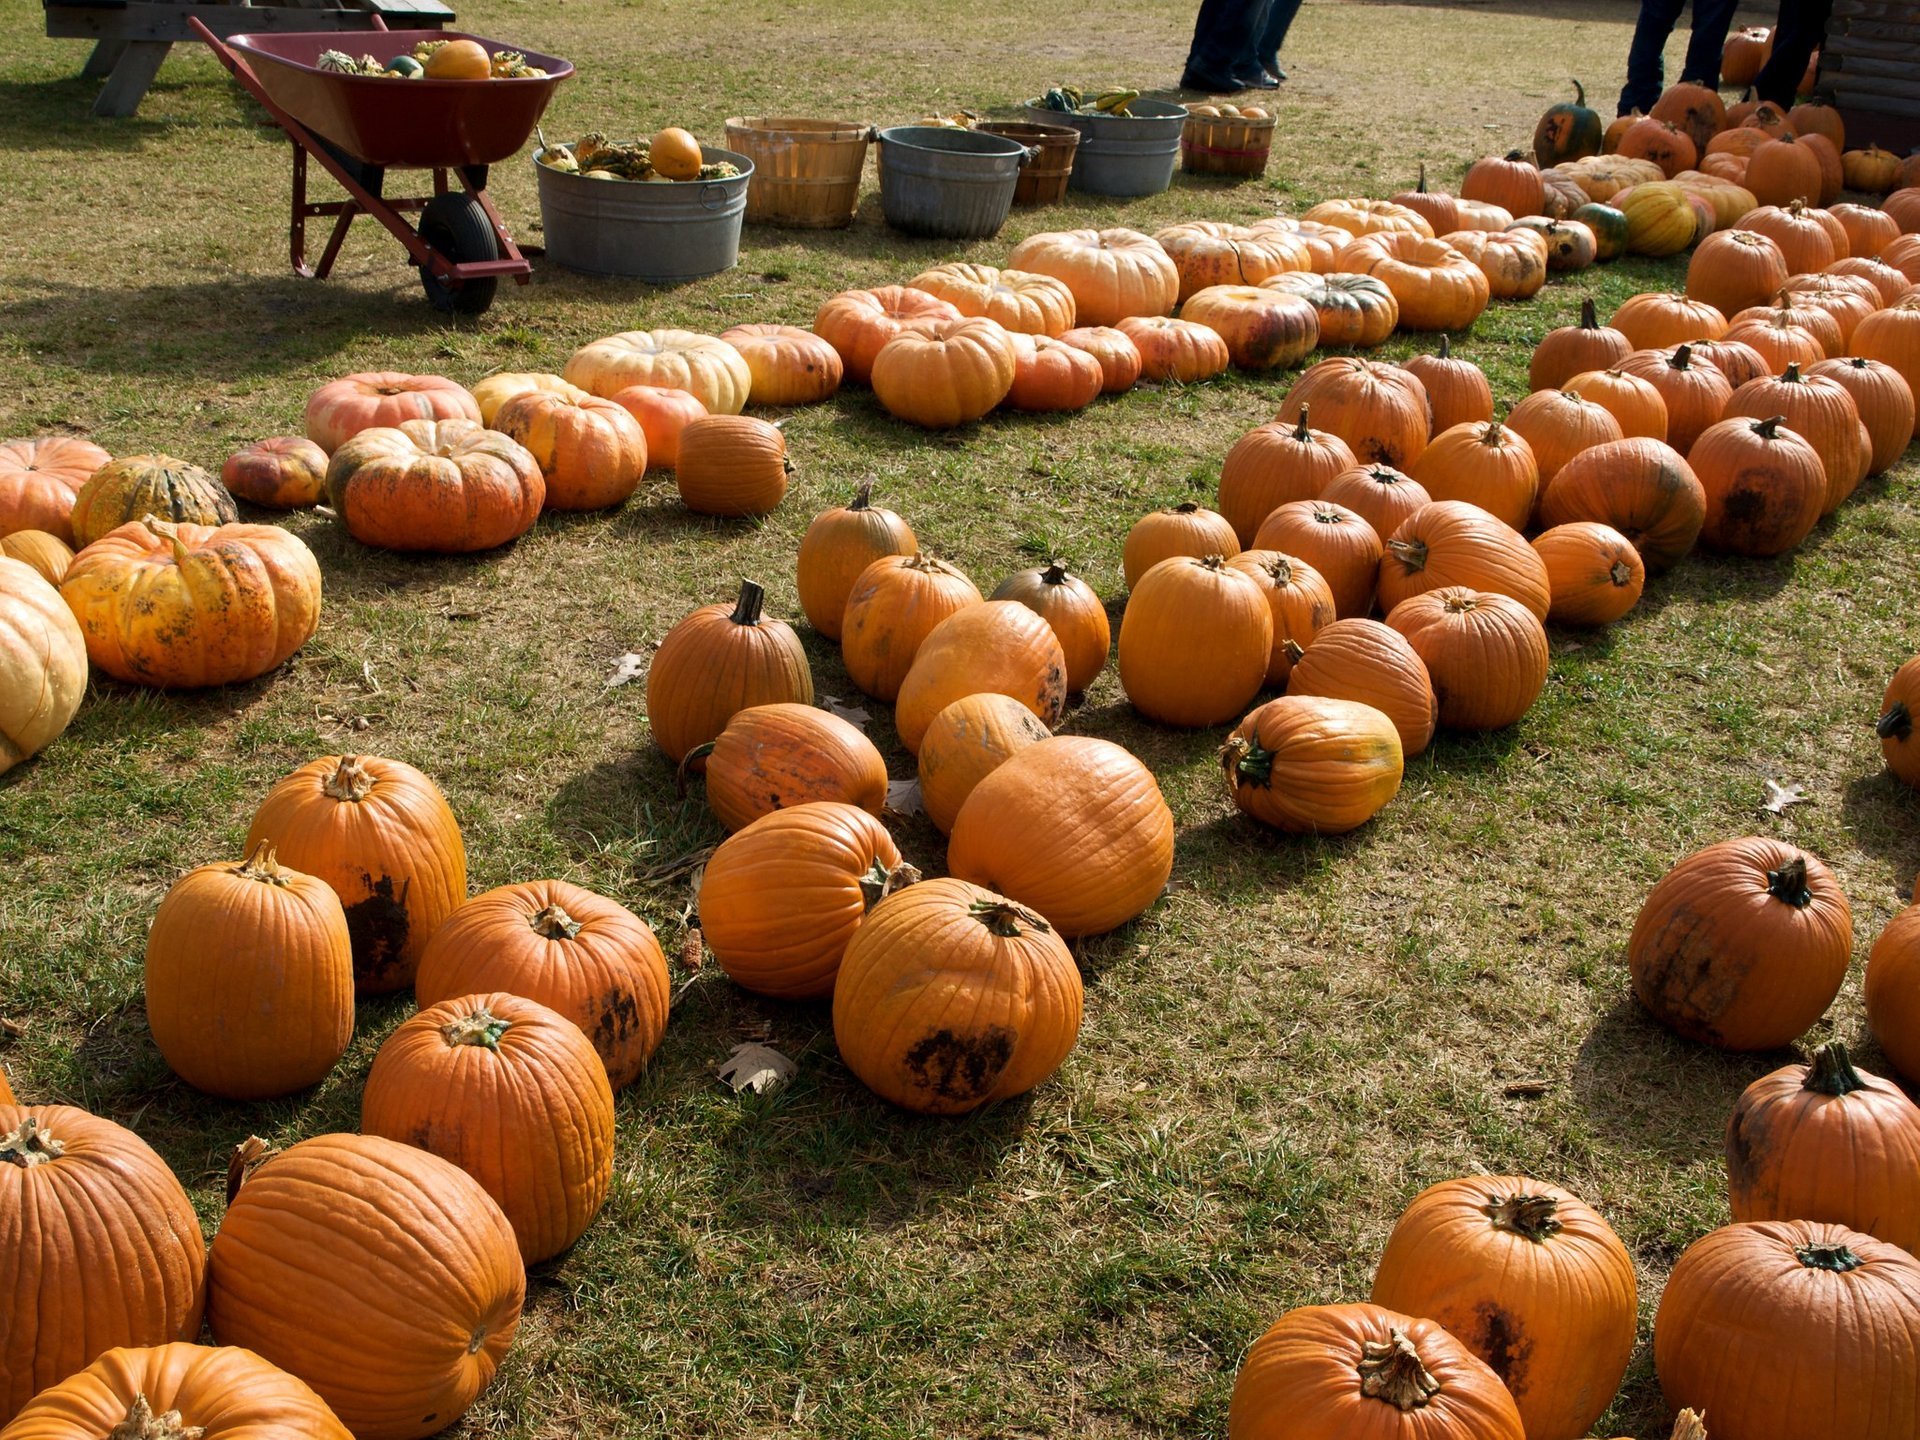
[0,555,81,779]
[917,693,1053,834]
[1537,437,1706,571]
[608,382,707,470]
[1249,215,1351,272]
[1319,464,1431,543]
[1530,298,1633,391]
[1376,500,1550,620]
[991,560,1110,694]
[303,371,480,453]
[494,389,647,511]
[1301,195,1436,238]
[1724,361,1871,511]
[1334,231,1491,332]
[1745,133,1824,207]
[1776,270,1880,346]
[1286,617,1438,757]
[1222,695,1403,834]
[1385,586,1548,731]
[1118,555,1271,727]
[1154,220,1312,300]
[894,601,1066,753]
[1867,905,1920,1082]
[675,415,792,516]
[871,316,1018,427]
[1217,410,1360,546]
[1114,315,1230,383]
[1006,333,1105,413]
[1828,254,1911,304]
[840,553,982,703]
[1850,297,1920,434]
[646,580,812,764]
[1391,163,1461,234]
[1506,387,1627,487]
[1180,286,1319,370]
[1444,226,1550,299]
[1462,150,1547,217]
[1057,325,1144,393]
[1629,837,1852,1050]
[1807,356,1915,474]
[907,263,1078,336]
[0,436,107,542]
[0,530,73,588]
[1277,357,1434,469]
[1686,228,1791,316]
[1618,116,1699,178]
[1616,342,1735,451]
[1399,336,1493,436]
[325,419,543,552]
[1004,227,1180,327]
[1685,335,1772,389]
[1227,549,1337,685]
[795,483,917,641]
[1123,501,1240,588]
[1610,291,1731,349]
[1723,27,1770,85]
[470,371,586,426]
[1652,81,1726,154]
[1253,500,1383,619]
[690,701,888,832]
[716,322,845,405]
[220,436,329,509]
[813,286,963,385]
[1407,420,1538,530]
[1566,364,1671,442]
[1532,521,1646,625]
[1260,271,1401,348]
[562,328,752,414]
[1691,413,1826,555]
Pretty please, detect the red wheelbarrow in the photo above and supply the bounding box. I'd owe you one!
[190,17,572,313]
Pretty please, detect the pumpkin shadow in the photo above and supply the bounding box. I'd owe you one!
[1838,770,1920,904]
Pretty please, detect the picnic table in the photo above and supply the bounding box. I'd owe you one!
[44,0,455,117]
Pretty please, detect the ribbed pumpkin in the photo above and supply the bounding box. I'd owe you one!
[1371,1177,1637,1440]
[871,316,1018,428]
[831,878,1082,1114]
[1506,387,1626,486]
[1123,502,1241,589]
[69,455,237,548]
[145,842,352,1100]
[1537,437,1706,571]
[1878,656,1920,788]
[1217,410,1360,547]
[0,436,107,542]
[413,880,669,1089]
[1005,228,1180,327]
[1654,1220,1920,1440]
[1746,134,1825,207]
[1684,335,1773,389]
[324,419,544,553]
[562,328,752,414]
[1629,837,1852,1050]
[716,322,844,405]
[1335,231,1491,332]
[1260,272,1401,348]
[1302,196,1436,239]
[895,602,1066,753]
[1530,298,1633,391]
[1725,305,1829,371]
[675,415,791,517]
[917,693,1053,834]
[1286,618,1437,757]
[361,991,615,1263]
[908,263,1078,336]
[1251,214,1354,272]
[1617,116,1698,178]
[1730,293,1844,359]
[1620,181,1705,256]
[1808,357,1915,474]
[690,701,887,832]
[1463,149,1547,216]
[991,561,1110,694]
[1828,254,1911,305]
[1385,587,1548,731]
[1867,905,1920,1082]
[1723,26,1770,85]
[1726,1041,1920,1253]
[947,736,1173,938]
[1253,500,1384,619]
[246,754,466,995]
[1565,364,1670,442]
[1377,501,1551,620]
[647,580,812,763]
[1319,466,1431,546]
[1006,333,1105,413]
[1180,286,1319,370]
[1392,164,1462,234]
[1228,1303,1527,1440]
[1057,325,1144,393]
[494,389,648,511]
[220,435,329,509]
[1532,522,1645,625]
[1115,316,1230,384]
[207,1133,523,1440]
[0,1343,351,1440]
[813,285,963,385]
[1609,291,1729,350]
[470,371,585,427]
[1445,226,1550,299]
[1222,696,1403,834]
[609,383,708,470]
[698,802,913,999]
[1118,555,1271,728]
[840,554,981,703]
[795,483,917,641]
[1830,201,1900,258]
[60,518,322,689]
[1227,550,1337,685]
[1724,362,1870,512]
[303,371,481,452]
[1848,297,1920,436]
[1779,271,1880,348]
[0,1105,207,1424]
[1153,221,1312,300]
[0,555,85,777]
[1691,414,1827,555]
[0,530,72,587]
[1278,358,1434,469]
[1743,200,1842,274]
[1617,342,1734,451]
[1407,421,1539,530]
[1686,228,1790,316]
[1399,337,1493,436]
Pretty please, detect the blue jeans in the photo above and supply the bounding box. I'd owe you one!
[1617,0,1741,114]
[1186,0,1258,83]
[1753,0,1832,107]
[1238,0,1304,73]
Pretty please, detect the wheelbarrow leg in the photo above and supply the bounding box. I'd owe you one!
[81,40,128,80]
[314,207,359,280]
[291,142,314,277]
[92,41,171,118]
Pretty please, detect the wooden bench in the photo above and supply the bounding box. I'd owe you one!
[45,0,455,118]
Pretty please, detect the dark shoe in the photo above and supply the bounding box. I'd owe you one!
[1266,64,1287,82]
[1236,70,1280,90]
[1179,67,1242,94]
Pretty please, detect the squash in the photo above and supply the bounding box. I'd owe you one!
[1057,325,1144,393]
[689,701,887,832]
[1221,695,1403,834]
[675,415,791,517]
[1004,228,1179,327]
[69,455,237,548]
[1114,316,1230,383]
[325,419,543,553]
[1319,465,1431,544]
[303,371,480,453]
[1277,357,1434,469]
[871,316,1018,427]
[608,383,708,470]
[1384,586,1548,731]
[991,560,1110,694]
[1253,500,1383,620]
[1286,617,1437,757]
[1153,221,1312,301]
[1260,271,1400,348]
[1376,500,1550,620]
[1691,414,1826,556]
[1408,420,1538,531]
[1686,228,1790,317]
[1532,522,1645,625]
[1217,410,1359,547]
[1533,81,1603,166]
[1399,336,1492,436]
[1118,555,1270,727]
[1178,286,1319,370]
[717,322,845,405]
[1537,437,1705,572]
[0,530,73,588]
[840,553,981,703]
[0,436,108,542]
[813,286,962,385]
[0,555,85,777]
[220,436,329,509]
[908,263,1078,335]
[494,389,647,511]
[562,329,752,414]
[646,580,812,764]
[1123,501,1240,589]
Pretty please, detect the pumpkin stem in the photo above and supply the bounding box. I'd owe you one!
[1199,553,1228,571]
[1570,79,1585,107]
[859,858,922,909]
[1356,1328,1441,1412]
[1670,1410,1707,1440]
[1281,638,1306,665]
[676,742,715,797]
[1803,1041,1867,1096]
[0,1116,64,1168]
[1782,362,1803,384]
[1386,537,1429,574]
[1484,1191,1563,1242]
[1292,406,1312,442]
[1478,420,1504,446]
[1442,592,1478,614]
[1040,559,1071,585]
[1415,161,1429,195]
[1170,501,1202,515]
[529,904,584,941]
[730,580,767,626]
[231,839,291,887]
[1221,733,1276,790]
[1262,554,1296,584]
[1436,335,1451,360]
[1503,148,1531,164]
[444,1007,513,1051]
[109,1395,206,1440]
[225,1134,274,1205]
[1795,1240,1865,1273]
[1608,559,1633,587]
[847,481,874,512]
[968,896,1051,937]
[1754,414,1785,439]
[1579,296,1598,329]
[322,755,376,803]
[1766,854,1813,907]
[1670,342,1693,371]
[1877,699,1913,742]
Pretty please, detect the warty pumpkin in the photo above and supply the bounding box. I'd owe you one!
[206,1133,523,1440]
[1253,500,1383,619]
[1286,617,1437,756]
[832,878,1082,1114]
[1319,465,1432,545]
[1629,836,1852,1050]
[1153,221,1312,301]
[69,455,237,548]
[795,482,918,640]
[871,316,1018,427]
[59,518,321,689]
[1118,555,1271,728]
[0,1342,351,1440]
[1385,586,1548,731]
[1228,1303,1526,1440]
[1222,695,1403,834]
[840,553,981,703]
[1530,298,1633,391]
[325,419,543,553]
[362,991,615,1263]
[1123,501,1240,588]
[220,436,329,509]
[1811,356,1916,474]
[646,580,813,763]
[1114,315,1230,383]
[1217,409,1359,547]
[0,436,107,542]
[1335,231,1491,332]
[1686,228,1791,316]
[908,263,1077,337]
[1005,228,1179,327]
[946,735,1173,938]
[1537,437,1706,571]
[1399,336,1493,436]
[812,286,963,385]
[1565,363,1671,442]
[1376,500,1551,619]
[1724,361,1870,511]
[1006,333,1104,413]
[145,842,352,1100]
[917,693,1053,834]
[675,415,792,517]
[689,701,887,832]
[561,328,752,414]
[1407,420,1539,531]
[303,371,481,453]
[1057,325,1144,393]
[413,879,669,1089]
[895,601,1066,753]
[1867,905,1920,1082]
[0,555,85,777]
[246,753,466,995]
[1531,521,1646,625]
[1260,271,1400,348]
[716,322,845,405]
[608,383,707,470]
[0,1105,207,1424]
[494,388,647,511]
[1227,549,1336,685]
[1278,358,1434,469]
[1653,1220,1920,1440]
[1506,387,1627,486]
[698,801,914,999]
[1690,414,1826,555]
[1370,1176,1638,1440]
[0,530,73,588]
[991,560,1110,694]
[1179,286,1319,370]
[1726,1041,1920,1253]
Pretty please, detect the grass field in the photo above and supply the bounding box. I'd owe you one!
[3,0,1914,1434]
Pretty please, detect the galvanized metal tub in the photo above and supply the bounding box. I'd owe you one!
[533,146,754,282]
[1020,99,1186,197]
[876,126,1031,240]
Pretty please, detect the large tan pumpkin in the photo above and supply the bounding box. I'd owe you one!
[0,556,86,776]
[562,329,752,414]
[1005,228,1180,327]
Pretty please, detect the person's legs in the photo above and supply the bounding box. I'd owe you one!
[1753,0,1833,107]
[1256,0,1305,72]
[1678,0,1742,85]
[1185,0,1257,89]
[1619,0,1688,114]
[1234,0,1276,78]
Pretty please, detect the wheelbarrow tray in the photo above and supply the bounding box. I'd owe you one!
[228,30,571,167]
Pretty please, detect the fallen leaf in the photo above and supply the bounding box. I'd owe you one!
[1503,1080,1550,1098]
[636,846,713,884]
[885,778,924,816]
[821,696,870,730]
[1762,779,1810,814]
[605,652,647,688]
[678,926,704,973]
[717,1042,795,1095]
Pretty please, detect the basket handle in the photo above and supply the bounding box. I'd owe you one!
[1017,144,1039,168]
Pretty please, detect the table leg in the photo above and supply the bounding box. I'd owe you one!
[92,41,171,118]
[80,39,128,80]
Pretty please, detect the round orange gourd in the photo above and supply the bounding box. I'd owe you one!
[1253,500,1382,619]
[1301,196,1437,239]
[1334,231,1491,332]
[871,316,1018,428]
[1462,149,1547,216]
[563,329,752,414]
[1377,500,1550,619]
[1807,356,1914,474]
[1217,410,1360,547]
[1444,225,1551,299]
[1004,228,1179,327]
[1537,437,1706,572]
[1399,336,1493,436]
[1277,358,1433,469]
[795,482,917,640]
[303,371,480,453]
[908,262,1077,336]
[1530,298,1633,391]
[1407,420,1538,530]
[1850,298,1920,435]
[691,701,887,832]
[1867,905,1920,1081]
[1687,228,1791,316]
[894,601,1066,754]
[1614,342,1733,451]
[0,530,73,587]
[1227,549,1337,685]
[1286,617,1437,757]
[675,415,791,517]
[1385,586,1548,731]
[1691,414,1826,555]
[917,693,1053,834]
[717,322,844,405]
[1506,387,1627,486]
[1179,286,1319,370]
[1319,465,1432,543]
[991,560,1110,694]
[1154,220,1312,300]
[1221,695,1403,834]
[1118,555,1270,728]
[840,553,981,703]
[1531,522,1645,625]
[1057,325,1143,393]
[1115,315,1230,383]
[1746,133,1824,207]
[470,371,585,427]
[1725,361,1871,511]
[813,286,963,385]
[324,419,543,552]
[1610,291,1730,350]
[495,388,647,511]
[648,126,704,180]
[220,436,329,509]
[1260,271,1400,348]
[423,37,489,78]
[1122,501,1240,588]
[1006,333,1104,413]
[646,580,813,763]
[1,555,85,777]
[0,436,107,542]
[608,383,708,470]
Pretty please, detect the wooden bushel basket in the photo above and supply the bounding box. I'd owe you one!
[723,116,874,228]
[1180,108,1275,179]
[975,121,1079,205]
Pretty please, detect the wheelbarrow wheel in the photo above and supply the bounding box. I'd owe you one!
[417,192,498,315]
